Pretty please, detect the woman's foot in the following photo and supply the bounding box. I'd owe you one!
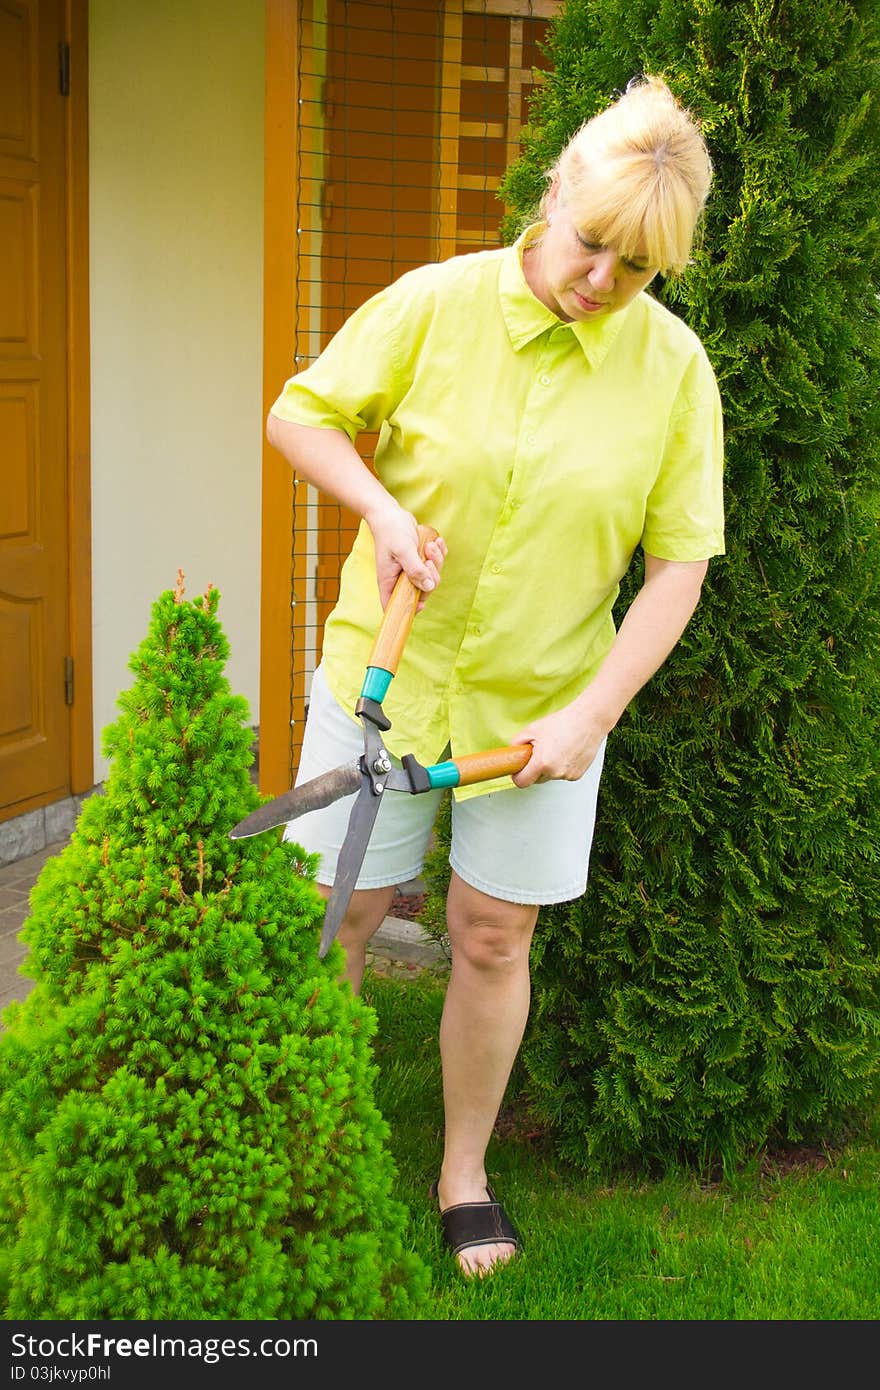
[432,1177,522,1277]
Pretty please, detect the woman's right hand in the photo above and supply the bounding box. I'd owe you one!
[365,503,446,610]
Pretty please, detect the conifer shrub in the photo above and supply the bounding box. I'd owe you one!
[0,578,428,1319]
[428,0,880,1174]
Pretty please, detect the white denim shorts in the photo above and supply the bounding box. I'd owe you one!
[283,663,605,906]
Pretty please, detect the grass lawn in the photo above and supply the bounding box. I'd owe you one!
[363,970,880,1322]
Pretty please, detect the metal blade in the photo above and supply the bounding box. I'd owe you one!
[318,781,383,958]
[228,760,362,839]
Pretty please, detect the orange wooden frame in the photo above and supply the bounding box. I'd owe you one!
[66,0,93,796]
[259,0,299,797]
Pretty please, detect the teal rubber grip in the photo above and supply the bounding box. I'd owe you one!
[425,760,461,790]
[360,666,393,703]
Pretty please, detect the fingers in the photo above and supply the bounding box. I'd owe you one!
[374,514,447,609]
[409,534,447,590]
[510,726,545,786]
[424,535,448,574]
[414,536,447,611]
[511,740,540,788]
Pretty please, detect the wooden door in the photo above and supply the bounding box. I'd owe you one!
[0,0,71,818]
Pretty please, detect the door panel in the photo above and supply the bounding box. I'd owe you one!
[0,0,70,817]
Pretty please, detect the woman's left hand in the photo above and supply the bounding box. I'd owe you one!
[510,704,607,788]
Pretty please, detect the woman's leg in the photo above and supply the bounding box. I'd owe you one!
[436,870,538,1276]
[316,882,397,993]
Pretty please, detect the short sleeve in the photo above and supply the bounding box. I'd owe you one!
[269,286,404,440]
[641,347,725,561]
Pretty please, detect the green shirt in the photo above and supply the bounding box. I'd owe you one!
[271,227,725,798]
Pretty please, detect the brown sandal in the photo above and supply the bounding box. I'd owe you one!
[429,1179,523,1260]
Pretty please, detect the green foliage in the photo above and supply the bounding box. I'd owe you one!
[366,974,880,1321]
[431,0,880,1174]
[0,581,428,1318]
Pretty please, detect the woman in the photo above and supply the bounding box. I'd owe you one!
[266,75,724,1276]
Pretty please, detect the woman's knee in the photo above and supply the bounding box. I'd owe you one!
[446,875,538,972]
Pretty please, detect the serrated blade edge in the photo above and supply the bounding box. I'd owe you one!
[228,760,362,839]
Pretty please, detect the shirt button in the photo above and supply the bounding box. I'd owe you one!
[540,375,551,385]
[491,563,501,574]
[526,434,535,445]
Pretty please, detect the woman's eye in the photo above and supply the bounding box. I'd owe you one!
[577,234,651,273]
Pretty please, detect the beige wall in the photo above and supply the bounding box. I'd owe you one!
[89,0,265,780]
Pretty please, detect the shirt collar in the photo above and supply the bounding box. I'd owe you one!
[499,222,631,368]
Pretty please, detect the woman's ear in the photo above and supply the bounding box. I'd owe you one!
[545,172,561,224]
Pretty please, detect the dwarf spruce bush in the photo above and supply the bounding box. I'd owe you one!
[0,579,428,1319]
[426,0,880,1174]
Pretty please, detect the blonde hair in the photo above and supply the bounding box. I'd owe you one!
[543,76,712,274]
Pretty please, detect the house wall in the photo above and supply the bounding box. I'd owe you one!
[88,0,265,780]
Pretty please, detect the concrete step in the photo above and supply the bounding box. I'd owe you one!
[372,914,447,968]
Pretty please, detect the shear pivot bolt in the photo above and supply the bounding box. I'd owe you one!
[373,753,392,774]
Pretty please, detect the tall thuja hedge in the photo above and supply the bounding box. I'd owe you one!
[498,0,880,1172]
[0,578,428,1318]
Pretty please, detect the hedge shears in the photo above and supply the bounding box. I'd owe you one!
[229,525,532,957]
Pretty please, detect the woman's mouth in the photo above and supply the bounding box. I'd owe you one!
[573,290,608,312]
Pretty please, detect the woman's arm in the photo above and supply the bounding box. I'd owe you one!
[266,415,444,607]
[512,553,709,786]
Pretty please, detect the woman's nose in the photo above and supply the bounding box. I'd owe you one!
[587,249,617,291]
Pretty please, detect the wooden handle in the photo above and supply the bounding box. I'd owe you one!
[454,744,532,787]
[368,524,439,674]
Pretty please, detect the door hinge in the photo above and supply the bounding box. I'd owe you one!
[64,656,74,706]
[59,41,70,96]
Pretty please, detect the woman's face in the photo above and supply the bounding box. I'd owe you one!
[524,178,658,322]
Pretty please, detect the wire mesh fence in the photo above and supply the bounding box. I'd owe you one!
[285,0,558,782]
